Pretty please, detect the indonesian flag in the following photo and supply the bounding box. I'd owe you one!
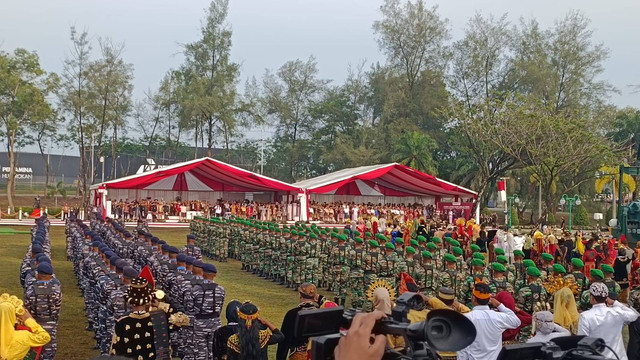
[497,180,506,202]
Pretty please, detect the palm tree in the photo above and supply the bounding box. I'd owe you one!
[595,165,636,218]
[393,131,438,174]
[47,181,67,207]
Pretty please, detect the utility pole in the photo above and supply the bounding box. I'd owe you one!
[90,134,95,185]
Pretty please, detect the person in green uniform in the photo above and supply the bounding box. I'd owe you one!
[602,264,622,298]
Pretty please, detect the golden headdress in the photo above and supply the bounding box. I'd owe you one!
[366,279,396,302]
[0,293,25,316]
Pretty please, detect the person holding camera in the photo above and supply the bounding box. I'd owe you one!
[577,282,639,360]
[457,283,520,360]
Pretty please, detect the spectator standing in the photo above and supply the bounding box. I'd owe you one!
[276,283,319,360]
[457,283,520,360]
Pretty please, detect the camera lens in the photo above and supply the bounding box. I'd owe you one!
[426,319,451,340]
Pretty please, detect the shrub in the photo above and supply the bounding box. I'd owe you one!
[573,205,590,227]
[547,212,555,225]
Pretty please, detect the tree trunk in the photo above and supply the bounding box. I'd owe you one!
[38,138,49,197]
[6,130,16,211]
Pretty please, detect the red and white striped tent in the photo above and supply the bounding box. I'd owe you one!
[294,163,477,220]
[91,157,301,204]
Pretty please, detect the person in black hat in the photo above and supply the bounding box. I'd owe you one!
[111,277,158,359]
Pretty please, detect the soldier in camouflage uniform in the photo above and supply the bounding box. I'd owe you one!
[561,259,586,299]
[187,263,225,360]
[516,266,548,341]
[23,262,61,360]
[438,254,466,301]
[496,255,515,284]
[416,251,435,294]
[380,242,399,288]
[464,258,490,306]
[489,262,515,295]
[628,271,640,359]
[363,240,382,311]
[516,259,537,290]
[348,237,366,309]
[540,253,555,280]
[602,264,622,298]
[304,233,320,284]
[432,237,445,270]
[330,234,350,303]
[402,246,418,279]
[581,269,605,311]
[452,246,467,273]
[512,250,527,291]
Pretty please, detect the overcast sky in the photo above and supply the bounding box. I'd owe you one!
[1,0,639,151]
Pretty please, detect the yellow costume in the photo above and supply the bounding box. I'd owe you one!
[1,298,51,360]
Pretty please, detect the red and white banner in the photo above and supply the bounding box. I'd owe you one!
[497,180,506,202]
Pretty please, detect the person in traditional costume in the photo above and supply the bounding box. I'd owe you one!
[532,231,545,264]
[276,283,319,360]
[227,302,284,360]
[553,287,580,334]
[111,277,159,360]
[527,311,571,343]
[212,300,242,360]
[583,240,602,280]
[0,294,51,360]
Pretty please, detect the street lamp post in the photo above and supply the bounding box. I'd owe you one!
[507,194,520,230]
[559,194,582,232]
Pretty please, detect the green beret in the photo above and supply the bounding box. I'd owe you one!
[344,229,351,234]
[541,253,553,261]
[601,264,614,274]
[496,255,508,263]
[444,237,454,243]
[470,244,481,252]
[354,237,363,243]
[291,230,298,236]
[410,239,419,247]
[590,269,604,279]
[330,232,337,238]
[452,246,463,256]
[320,230,328,235]
[338,234,348,241]
[368,240,379,248]
[426,243,437,250]
[384,242,395,250]
[376,233,387,241]
[365,232,372,238]
[553,264,566,273]
[417,236,427,243]
[450,240,460,247]
[472,253,485,260]
[494,248,505,255]
[275,228,282,233]
[471,258,484,267]
[513,250,525,257]
[523,259,536,268]
[406,246,416,254]
[431,237,442,244]
[354,231,361,236]
[309,233,318,239]
[422,250,432,259]
[571,258,584,268]
[283,229,290,234]
[527,267,541,277]
[492,262,506,272]
[444,254,457,263]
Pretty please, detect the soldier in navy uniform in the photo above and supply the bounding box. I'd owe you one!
[181,234,203,260]
[187,263,225,360]
[23,262,62,360]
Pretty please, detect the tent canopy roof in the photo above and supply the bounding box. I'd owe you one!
[91,157,300,193]
[294,163,477,198]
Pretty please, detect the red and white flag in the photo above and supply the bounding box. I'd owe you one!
[497,180,506,202]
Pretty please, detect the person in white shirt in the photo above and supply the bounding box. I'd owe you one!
[578,282,639,360]
[457,283,521,360]
[527,311,571,343]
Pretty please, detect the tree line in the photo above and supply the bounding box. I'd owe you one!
[1,0,638,220]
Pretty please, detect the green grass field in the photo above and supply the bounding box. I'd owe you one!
[0,225,326,360]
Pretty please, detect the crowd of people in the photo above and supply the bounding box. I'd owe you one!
[189,216,640,360]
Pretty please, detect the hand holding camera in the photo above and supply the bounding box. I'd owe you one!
[335,311,387,360]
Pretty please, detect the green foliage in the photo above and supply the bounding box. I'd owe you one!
[47,181,67,199]
[547,212,556,225]
[573,204,590,226]
[394,131,438,174]
[481,207,493,216]
[509,207,520,227]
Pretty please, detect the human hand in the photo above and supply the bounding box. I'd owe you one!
[606,297,615,306]
[489,297,501,308]
[335,311,387,360]
[17,308,32,324]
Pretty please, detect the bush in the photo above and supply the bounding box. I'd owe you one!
[573,205,590,227]
[509,207,519,227]
[481,207,492,216]
[547,212,555,225]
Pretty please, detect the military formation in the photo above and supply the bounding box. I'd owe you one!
[66,216,225,360]
[19,216,62,360]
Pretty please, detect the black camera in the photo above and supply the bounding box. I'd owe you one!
[498,336,616,360]
[294,292,477,360]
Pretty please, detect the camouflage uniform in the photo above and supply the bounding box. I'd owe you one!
[24,279,62,360]
[347,245,366,309]
[187,279,226,360]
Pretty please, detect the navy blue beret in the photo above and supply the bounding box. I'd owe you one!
[37,262,53,275]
